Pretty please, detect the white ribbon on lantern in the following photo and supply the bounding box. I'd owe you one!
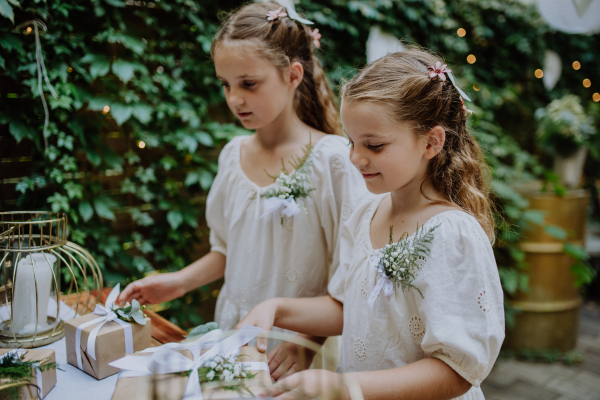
[109,325,267,400]
[74,284,134,369]
[260,197,302,219]
[0,349,44,396]
[366,253,395,310]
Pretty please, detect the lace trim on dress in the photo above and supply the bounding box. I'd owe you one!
[353,338,367,361]
[329,154,346,171]
[477,290,491,313]
[408,316,425,339]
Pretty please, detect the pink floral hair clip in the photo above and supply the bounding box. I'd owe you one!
[266,7,287,21]
[309,28,321,48]
[427,62,450,80]
[428,61,474,114]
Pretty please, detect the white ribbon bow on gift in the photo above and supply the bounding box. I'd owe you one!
[0,349,44,396]
[109,325,267,400]
[366,253,395,310]
[74,284,134,369]
[260,197,301,219]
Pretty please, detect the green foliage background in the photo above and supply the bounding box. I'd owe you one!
[1,0,598,329]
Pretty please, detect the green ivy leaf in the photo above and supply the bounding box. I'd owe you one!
[9,121,35,143]
[110,103,133,125]
[104,0,126,8]
[93,197,117,221]
[112,60,136,83]
[90,58,111,79]
[196,131,214,147]
[544,225,567,240]
[0,0,15,24]
[198,170,214,190]
[78,201,94,222]
[167,210,183,230]
[131,103,153,123]
[47,192,70,213]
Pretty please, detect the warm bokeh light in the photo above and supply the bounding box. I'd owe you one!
[102,105,110,114]
[457,28,466,37]
[473,83,481,91]
[535,69,544,78]
[26,27,32,34]
[572,61,581,70]
[138,141,146,149]
[583,78,591,88]
[593,93,600,102]
[68,67,73,73]
[467,54,476,64]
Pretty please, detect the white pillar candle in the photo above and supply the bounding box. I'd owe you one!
[12,253,56,335]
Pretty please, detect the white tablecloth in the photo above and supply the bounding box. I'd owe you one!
[40,337,118,400]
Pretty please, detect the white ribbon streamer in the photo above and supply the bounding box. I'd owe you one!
[260,197,301,219]
[0,349,44,396]
[446,71,471,102]
[367,264,395,310]
[74,284,134,369]
[109,325,265,400]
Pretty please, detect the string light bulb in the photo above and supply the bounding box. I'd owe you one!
[583,79,591,88]
[102,105,110,114]
[535,69,544,79]
[593,93,600,102]
[138,141,146,149]
[572,61,581,70]
[467,54,476,64]
[457,28,466,37]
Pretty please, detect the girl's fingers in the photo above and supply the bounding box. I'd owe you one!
[278,363,298,380]
[259,375,299,397]
[271,357,294,381]
[267,344,282,365]
[257,329,270,352]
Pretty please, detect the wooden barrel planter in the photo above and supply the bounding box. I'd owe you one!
[505,188,589,352]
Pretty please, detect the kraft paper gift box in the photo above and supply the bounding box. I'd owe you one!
[0,348,57,399]
[65,313,151,380]
[111,346,271,400]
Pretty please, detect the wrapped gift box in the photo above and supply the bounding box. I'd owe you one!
[111,346,271,400]
[65,313,151,380]
[0,348,57,399]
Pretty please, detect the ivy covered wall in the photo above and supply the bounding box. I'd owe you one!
[1,0,598,329]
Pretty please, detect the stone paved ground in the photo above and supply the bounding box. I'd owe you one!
[481,302,600,400]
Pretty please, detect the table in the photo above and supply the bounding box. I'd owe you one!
[42,288,188,400]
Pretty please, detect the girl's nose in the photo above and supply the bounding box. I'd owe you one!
[228,90,244,107]
[350,148,368,168]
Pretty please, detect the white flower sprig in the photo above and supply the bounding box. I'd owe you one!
[261,135,315,220]
[195,352,257,393]
[370,224,438,307]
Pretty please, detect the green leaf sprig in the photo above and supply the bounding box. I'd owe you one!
[0,350,60,400]
[111,299,147,325]
[377,224,438,298]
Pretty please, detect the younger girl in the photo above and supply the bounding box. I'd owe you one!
[238,49,505,400]
[118,1,367,378]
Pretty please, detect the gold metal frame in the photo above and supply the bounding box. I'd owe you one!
[0,211,103,348]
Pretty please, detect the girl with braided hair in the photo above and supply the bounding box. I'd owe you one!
[238,48,504,399]
[118,1,367,379]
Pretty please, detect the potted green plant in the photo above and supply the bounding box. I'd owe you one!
[535,94,596,189]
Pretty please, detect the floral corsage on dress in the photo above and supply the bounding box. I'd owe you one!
[260,138,315,222]
[367,224,438,309]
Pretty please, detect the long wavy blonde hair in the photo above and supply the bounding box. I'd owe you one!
[343,49,496,242]
[211,1,342,136]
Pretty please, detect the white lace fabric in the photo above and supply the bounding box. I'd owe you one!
[206,135,369,334]
[328,196,505,400]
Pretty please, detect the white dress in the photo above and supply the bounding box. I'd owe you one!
[206,134,368,333]
[328,196,505,400]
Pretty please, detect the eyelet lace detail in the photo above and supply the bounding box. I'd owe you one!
[353,338,367,361]
[477,290,491,313]
[245,239,255,254]
[285,267,299,283]
[409,316,425,339]
[341,204,353,222]
[282,215,294,232]
[238,289,249,303]
[329,154,345,171]
[358,277,369,298]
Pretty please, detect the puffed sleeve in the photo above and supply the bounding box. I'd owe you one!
[313,136,369,280]
[205,139,237,256]
[413,212,505,387]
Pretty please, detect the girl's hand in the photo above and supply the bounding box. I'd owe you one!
[260,370,348,400]
[117,272,186,306]
[235,298,279,352]
[268,340,316,380]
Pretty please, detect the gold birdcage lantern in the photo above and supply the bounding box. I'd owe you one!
[0,211,103,348]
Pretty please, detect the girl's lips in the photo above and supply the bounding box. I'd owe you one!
[237,111,252,118]
[362,172,380,179]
